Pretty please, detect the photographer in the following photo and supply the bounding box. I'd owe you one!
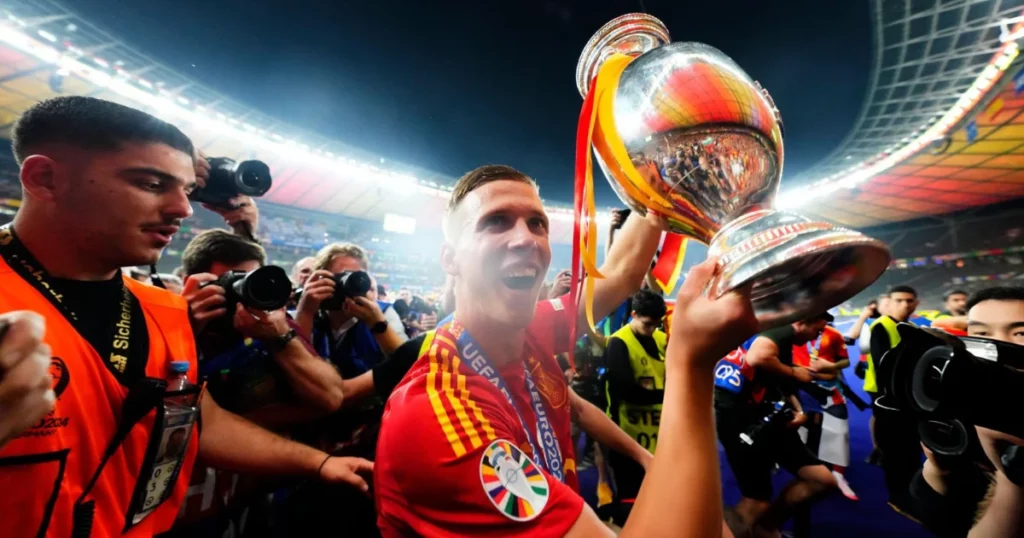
[191,148,261,243]
[294,243,406,359]
[289,242,407,536]
[908,286,1024,537]
[714,313,838,536]
[181,229,345,424]
[174,229,350,536]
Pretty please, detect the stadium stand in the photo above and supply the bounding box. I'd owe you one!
[0,139,569,292]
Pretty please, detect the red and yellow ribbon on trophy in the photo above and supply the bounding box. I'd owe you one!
[569,52,691,359]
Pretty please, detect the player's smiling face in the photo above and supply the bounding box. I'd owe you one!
[444,180,551,330]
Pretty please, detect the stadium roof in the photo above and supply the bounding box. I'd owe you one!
[0,0,587,242]
[3,0,1024,239]
[780,0,1024,227]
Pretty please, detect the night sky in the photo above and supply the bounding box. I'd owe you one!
[68,0,871,206]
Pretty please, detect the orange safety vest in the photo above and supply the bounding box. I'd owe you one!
[0,255,199,537]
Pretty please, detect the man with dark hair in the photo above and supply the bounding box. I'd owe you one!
[910,286,1024,537]
[375,164,758,537]
[12,95,195,165]
[714,313,838,535]
[175,229,350,536]
[870,284,922,516]
[932,288,969,333]
[0,96,370,537]
[946,289,969,316]
[965,286,1024,537]
[181,229,267,276]
[604,289,666,525]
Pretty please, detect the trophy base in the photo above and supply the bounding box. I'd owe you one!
[705,209,891,330]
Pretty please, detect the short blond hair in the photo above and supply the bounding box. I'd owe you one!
[313,242,370,272]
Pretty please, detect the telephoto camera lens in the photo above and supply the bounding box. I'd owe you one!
[189,157,272,206]
[230,266,292,311]
[203,266,292,313]
[912,346,1024,440]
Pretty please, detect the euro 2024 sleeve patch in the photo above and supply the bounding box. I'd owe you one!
[479,439,550,522]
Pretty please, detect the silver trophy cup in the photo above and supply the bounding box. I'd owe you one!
[577,14,890,329]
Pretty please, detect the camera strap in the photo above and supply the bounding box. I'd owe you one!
[0,225,145,381]
[149,265,166,290]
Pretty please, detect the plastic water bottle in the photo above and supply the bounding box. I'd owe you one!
[167,361,193,407]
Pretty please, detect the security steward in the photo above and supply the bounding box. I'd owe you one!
[0,96,370,538]
[867,285,922,516]
[604,289,665,525]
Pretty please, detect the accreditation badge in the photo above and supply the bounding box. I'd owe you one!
[128,384,202,526]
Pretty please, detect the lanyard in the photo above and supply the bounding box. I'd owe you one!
[0,226,138,376]
[442,319,565,482]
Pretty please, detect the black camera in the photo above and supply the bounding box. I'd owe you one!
[203,265,292,313]
[740,399,795,446]
[875,324,1024,456]
[189,157,272,207]
[320,270,373,311]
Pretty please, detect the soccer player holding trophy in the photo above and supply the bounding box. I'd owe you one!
[375,13,888,537]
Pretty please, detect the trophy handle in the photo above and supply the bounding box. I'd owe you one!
[575,13,670,98]
[754,81,785,136]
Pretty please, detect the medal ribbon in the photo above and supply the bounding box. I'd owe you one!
[440,319,565,482]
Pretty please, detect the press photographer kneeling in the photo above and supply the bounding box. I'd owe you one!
[714,313,838,535]
[876,286,1024,537]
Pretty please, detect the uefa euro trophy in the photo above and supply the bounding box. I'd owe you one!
[576,14,891,329]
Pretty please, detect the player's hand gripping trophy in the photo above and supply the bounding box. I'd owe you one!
[574,13,891,329]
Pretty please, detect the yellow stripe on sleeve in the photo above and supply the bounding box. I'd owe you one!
[425,341,466,457]
[440,347,483,449]
[450,353,498,442]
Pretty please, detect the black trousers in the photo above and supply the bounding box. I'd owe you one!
[874,404,924,507]
[608,450,646,526]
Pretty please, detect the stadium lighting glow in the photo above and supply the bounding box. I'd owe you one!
[1000,16,1024,43]
[777,22,1024,211]
[383,213,416,234]
[0,19,609,224]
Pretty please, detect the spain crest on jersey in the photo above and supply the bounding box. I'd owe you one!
[479,439,550,522]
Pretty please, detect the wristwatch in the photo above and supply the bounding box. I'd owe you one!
[370,321,389,335]
[268,328,297,351]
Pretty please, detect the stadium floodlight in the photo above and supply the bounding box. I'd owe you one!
[777,28,1023,211]
[1000,16,1024,43]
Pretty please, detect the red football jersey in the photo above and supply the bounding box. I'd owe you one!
[375,297,583,537]
[816,326,848,364]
